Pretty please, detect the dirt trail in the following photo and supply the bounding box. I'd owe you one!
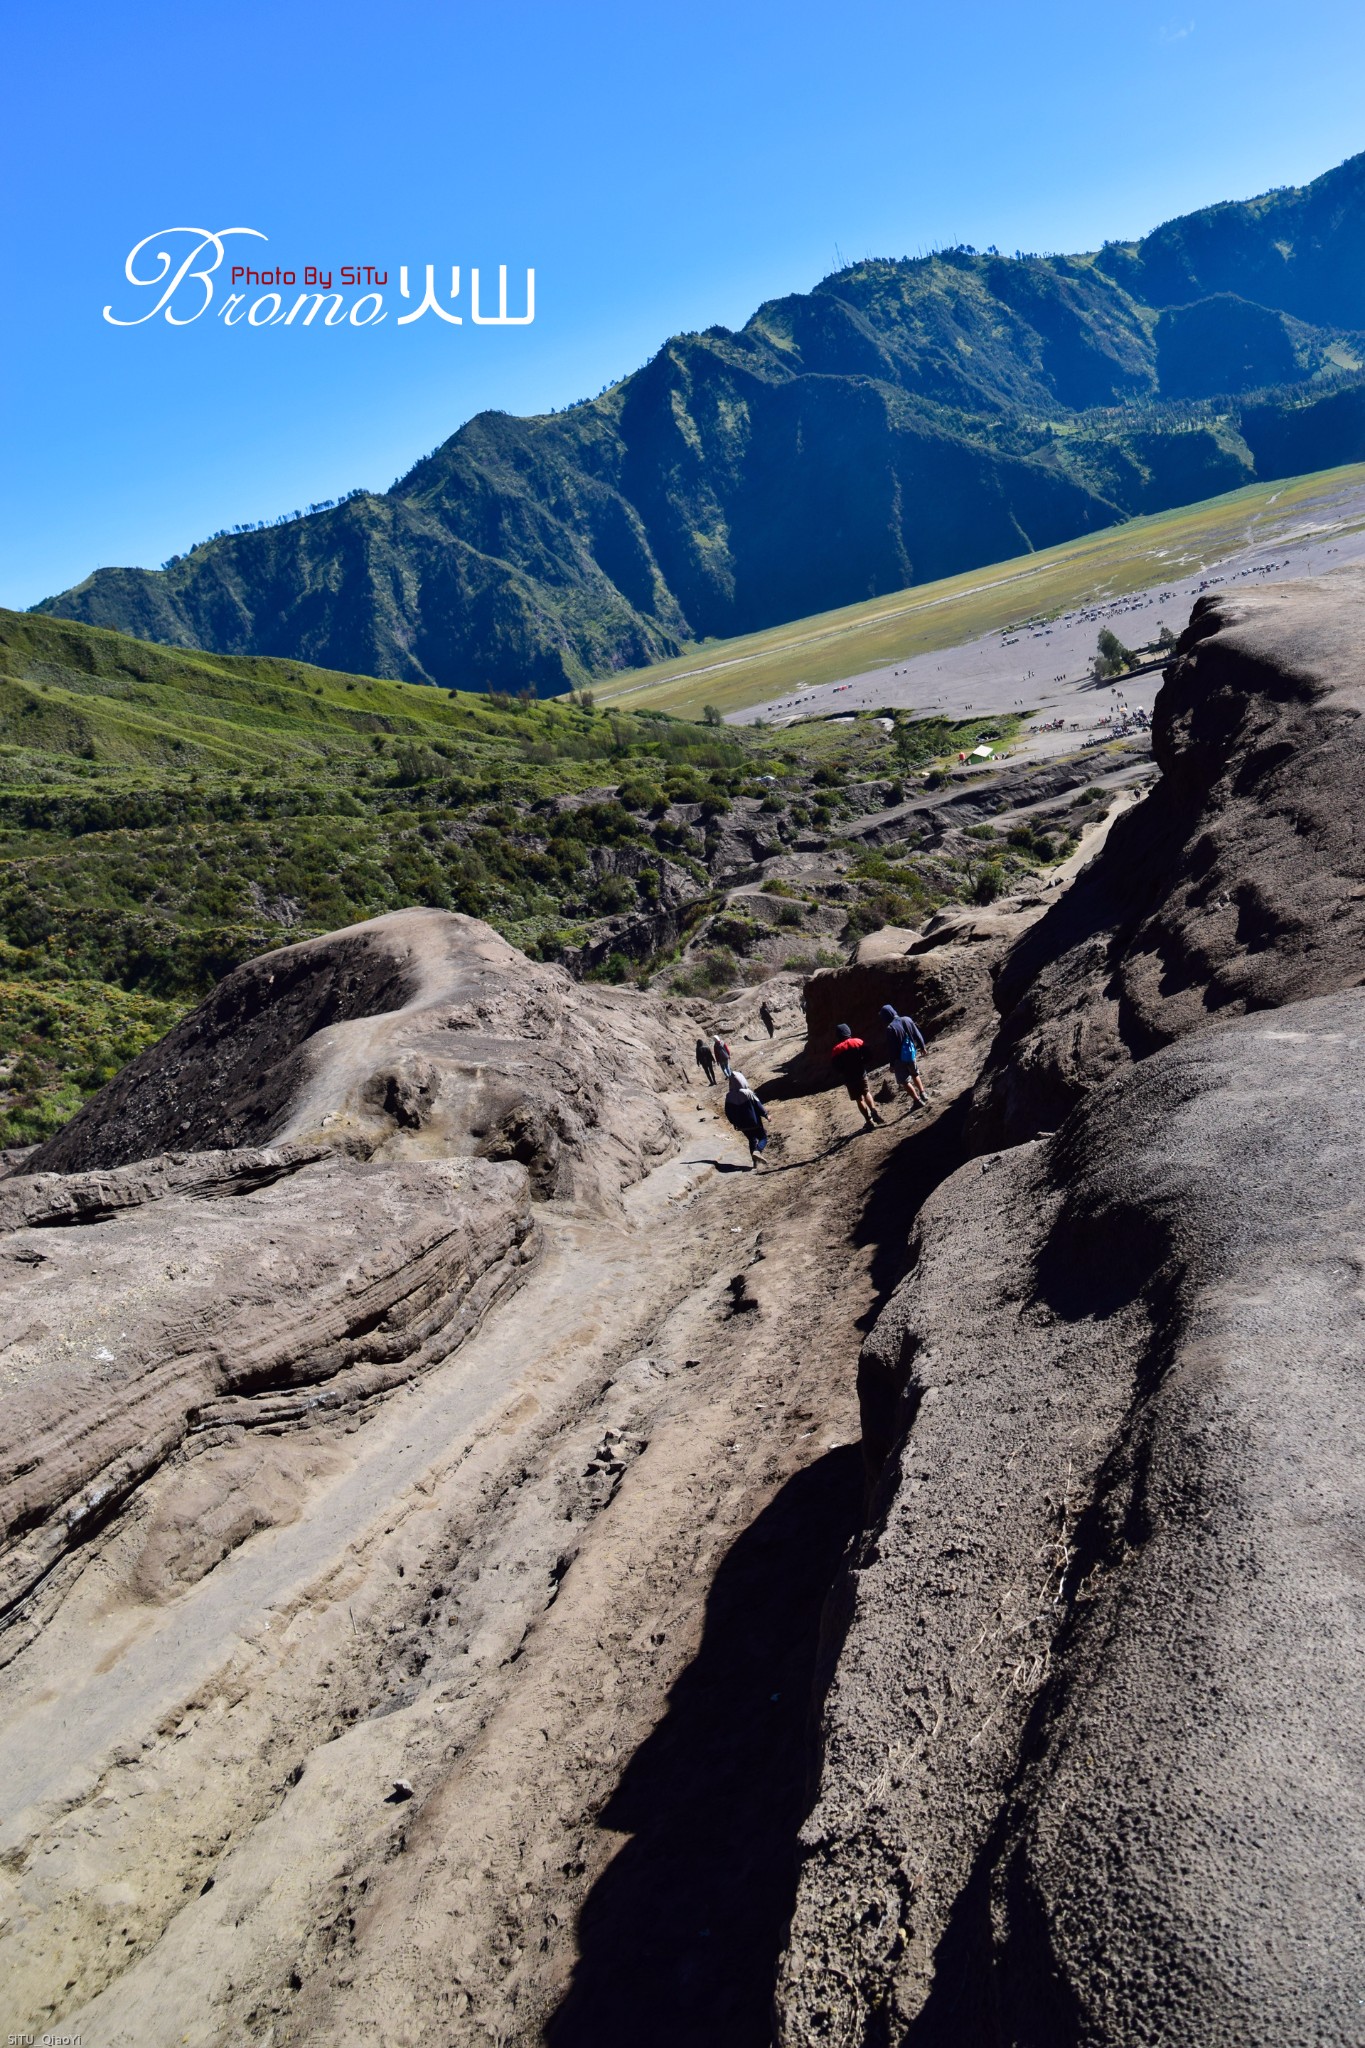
[0,998,989,2046]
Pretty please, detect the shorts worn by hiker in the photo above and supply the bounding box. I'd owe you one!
[831,1035,869,1101]
[881,1006,926,1076]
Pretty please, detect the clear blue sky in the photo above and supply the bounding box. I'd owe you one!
[4,0,1364,610]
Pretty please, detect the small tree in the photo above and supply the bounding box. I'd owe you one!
[1095,627,1133,678]
[702,703,724,727]
[1158,625,1178,651]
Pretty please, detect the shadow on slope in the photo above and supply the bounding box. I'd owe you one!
[545,1445,862,2048]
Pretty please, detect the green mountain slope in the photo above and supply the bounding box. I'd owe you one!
[1,608,1005,1144]
[35,155,1365,694]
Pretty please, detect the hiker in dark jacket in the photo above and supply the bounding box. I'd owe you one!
[879,1002,929,1107]
[712,1034,733,1079]
[695,1037,717,1085]
[831,1023,884,1130]
[758,999,776,1038]
[724,1070,770,1166]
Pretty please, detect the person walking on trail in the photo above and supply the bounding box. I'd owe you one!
[831,1023,884,1130]
[712,1034,733,1080]
[724,1070,770,1166]
[695,1037,717,1086]
[758,999,776,1038]
[879,1002,929,1108]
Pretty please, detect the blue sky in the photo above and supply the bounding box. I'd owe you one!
[3,0,1364,609]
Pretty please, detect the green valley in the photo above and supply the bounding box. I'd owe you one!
[0,609,1015,1145]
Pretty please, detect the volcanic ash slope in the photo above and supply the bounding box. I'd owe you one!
[776,575,1365,2048]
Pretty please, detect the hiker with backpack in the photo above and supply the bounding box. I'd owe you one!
[831,1023,884,1130]
[712,1034,733,1079]
[879,1002,929,1108]
[723,1070,770,1166]
[695,1037,717,1085]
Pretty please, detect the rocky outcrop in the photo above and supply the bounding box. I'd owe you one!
[971,576,1365,1146]
[800,901,1048,1079]
[1,911,694,1632]
[0,1146,533,1628]
[778,991,1365,2045]
[778,575,1365,2046]
[25,907,686,1212]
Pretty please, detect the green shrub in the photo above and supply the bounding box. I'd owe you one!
[589,874,636,915]
[844,902,886,938]
[671,946,738,995]
[1094,628,1134,678]
[970,863,1006,905]
[705,912,760,953]
[585,951,631,983]
[617,778,662,811]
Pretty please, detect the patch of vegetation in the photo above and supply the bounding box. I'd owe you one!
[0,960,183,1146]
[0,609,1015,1140]
[1092,627,1135,679]
[670,948,740,996]
[968,862,1006,905]
[1005,813,1080,865]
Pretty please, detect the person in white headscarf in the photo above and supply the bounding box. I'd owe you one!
[723,1069,770,1167]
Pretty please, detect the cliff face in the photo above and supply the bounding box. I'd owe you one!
[777,574,1365,2045]
[36,155,1365,692]
[969,573,1365,1147]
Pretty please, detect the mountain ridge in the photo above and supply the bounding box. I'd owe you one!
[36,152,1365,693]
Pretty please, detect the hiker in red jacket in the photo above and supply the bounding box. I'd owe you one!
[831,1023,884,1130]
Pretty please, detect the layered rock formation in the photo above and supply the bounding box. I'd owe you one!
[0,1147,532,1627]
[800,901,1050,1083]
[777,575,1365,2045]
[2,909,686,1635]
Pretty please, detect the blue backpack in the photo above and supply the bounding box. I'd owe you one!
[888,1016,918,1064]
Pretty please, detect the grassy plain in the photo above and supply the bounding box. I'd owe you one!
[593,461,1365,719]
